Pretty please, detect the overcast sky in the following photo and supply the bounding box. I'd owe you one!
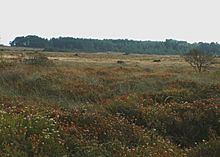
[0,0,220,45]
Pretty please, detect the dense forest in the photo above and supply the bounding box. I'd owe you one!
[10,35,220,54]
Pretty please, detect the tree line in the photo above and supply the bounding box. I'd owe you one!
[10,35,220,55]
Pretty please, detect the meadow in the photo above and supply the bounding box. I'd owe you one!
[0,46,219,157]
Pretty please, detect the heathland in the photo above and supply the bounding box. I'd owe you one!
[0,46,219,157]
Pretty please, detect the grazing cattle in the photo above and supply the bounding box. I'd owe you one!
[153,59,161,62]
[117,60,125,64]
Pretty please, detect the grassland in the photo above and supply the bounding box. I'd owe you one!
[0,47,219,157]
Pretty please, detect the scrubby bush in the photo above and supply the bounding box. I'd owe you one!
[182,49,214,72]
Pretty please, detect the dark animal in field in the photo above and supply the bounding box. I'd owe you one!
[153,59,161,62]
[117,60,125,64]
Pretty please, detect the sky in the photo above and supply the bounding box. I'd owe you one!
[0,0,220,45]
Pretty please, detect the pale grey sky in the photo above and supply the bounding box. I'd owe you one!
[0,0,220,45]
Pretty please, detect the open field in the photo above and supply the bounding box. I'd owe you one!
[0,47,219,156]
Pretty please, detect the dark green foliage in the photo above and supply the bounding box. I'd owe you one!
[10,36,48,48]
[10,36,220,54]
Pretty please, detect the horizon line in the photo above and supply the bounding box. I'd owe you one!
[6,35,220,45]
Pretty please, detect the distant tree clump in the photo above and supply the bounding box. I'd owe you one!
[182,49,214,72]
[10,35,220,55]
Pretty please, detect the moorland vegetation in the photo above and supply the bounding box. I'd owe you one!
[0,47,219,156]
